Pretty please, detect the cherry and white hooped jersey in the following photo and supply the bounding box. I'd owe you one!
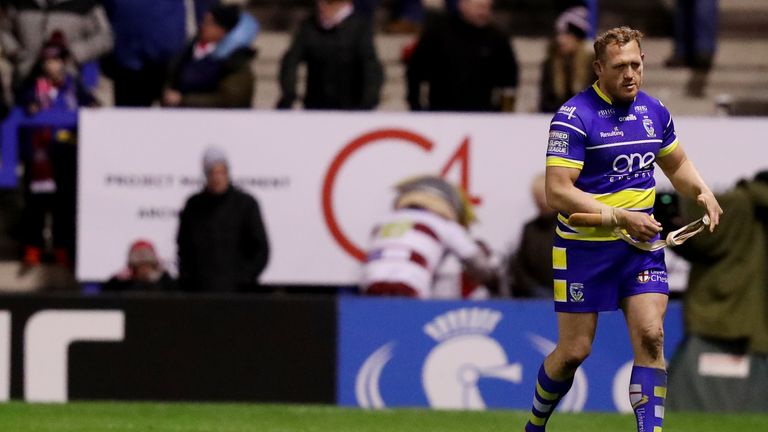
[361,208,481,298]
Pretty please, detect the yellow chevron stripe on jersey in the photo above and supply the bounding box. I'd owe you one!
[546,156,584,169]
[556,226,620,241]
[658,138,680,157]
[592,188,656,210]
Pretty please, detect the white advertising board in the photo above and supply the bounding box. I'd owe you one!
[77,109,767,285]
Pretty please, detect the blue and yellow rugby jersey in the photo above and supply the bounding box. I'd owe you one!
[546,82,679,241]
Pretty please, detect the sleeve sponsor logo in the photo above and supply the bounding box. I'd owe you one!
[557,105,577,119]
[547,130,570,154]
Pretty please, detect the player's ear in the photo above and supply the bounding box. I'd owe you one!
[593,59,602,75]
[641,52,645,62]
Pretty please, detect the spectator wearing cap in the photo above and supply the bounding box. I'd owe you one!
[538,5,595,113]
[406,0,519,112]
[163,4,259,108]
[0,0,112,86]
[277,0,384,110]
[103,240,176,292]
[177,147,270,293]
[17,32,96,268]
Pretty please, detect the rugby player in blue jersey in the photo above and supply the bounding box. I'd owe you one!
[523,26,722,432]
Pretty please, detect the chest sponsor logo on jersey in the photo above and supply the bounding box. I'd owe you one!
[612,152,655,173]
[636,270,668,284]
[600,127,624,138]
[548,131,569,154]
[619,114,637,122]
[609,152,656,182]
[598,108,616,118]
[642,118,656,137]
[634,105,648,114]
[558,105,577,119]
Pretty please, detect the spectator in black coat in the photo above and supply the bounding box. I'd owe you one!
[406,0,519,112]
[277,0,384,110]
[177,147,270,293]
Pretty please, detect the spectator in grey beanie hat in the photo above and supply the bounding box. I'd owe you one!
[178,143,270,293]
[202,146,229,174]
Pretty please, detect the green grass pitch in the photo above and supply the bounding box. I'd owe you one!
[1,402,766,432]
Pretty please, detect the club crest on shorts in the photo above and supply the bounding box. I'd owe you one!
[642,118,655,137]
[569,283,584,302]
[637,270,651,284]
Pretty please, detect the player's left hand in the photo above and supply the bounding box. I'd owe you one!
[696,191,723,231]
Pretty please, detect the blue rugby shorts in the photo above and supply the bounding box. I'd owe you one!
[551,236,669,312]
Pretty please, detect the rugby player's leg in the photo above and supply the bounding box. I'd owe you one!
[524,311,597,432]
[622,293,668,432]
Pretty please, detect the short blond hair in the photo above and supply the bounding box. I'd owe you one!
[593,26,644,61]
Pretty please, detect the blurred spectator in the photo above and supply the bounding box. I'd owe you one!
[17,32,95,268]
[163,4,258,108]
[102,0,215,106]
[406,0,519,112]
[0,0,112,86]
[666,170,768,353]
[277,0,384,110]
[177,147,270,293]
[506,173,557,298]
[665,0,719,70]
[17,32,96,113]
[538,6,595,113]
[353,0,458,33]
[361,175,499,299]
[555,0,597,39]
[103,240,176,292]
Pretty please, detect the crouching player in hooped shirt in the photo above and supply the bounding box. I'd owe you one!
[523,27,723,432]
[361,175,500,299]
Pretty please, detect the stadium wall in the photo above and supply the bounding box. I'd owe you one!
[0,294,337,403]
[0,294,689,412]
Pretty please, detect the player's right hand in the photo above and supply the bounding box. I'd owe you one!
[617,209,662,242]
